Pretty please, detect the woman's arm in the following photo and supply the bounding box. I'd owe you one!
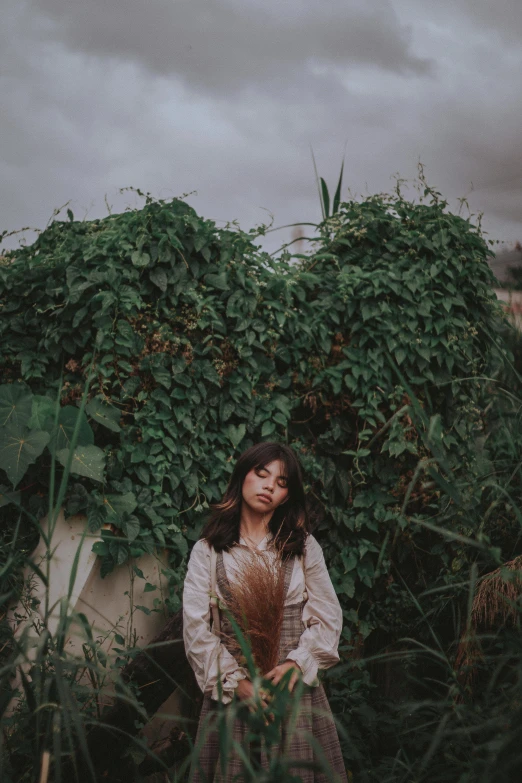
[284,534,343,686]
[183,539,248,704]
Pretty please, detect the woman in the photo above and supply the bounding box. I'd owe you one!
[183,442,347,782]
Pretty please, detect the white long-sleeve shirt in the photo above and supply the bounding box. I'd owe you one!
[182,532,343,704]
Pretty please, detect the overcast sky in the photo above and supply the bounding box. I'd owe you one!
[3,0,522,256]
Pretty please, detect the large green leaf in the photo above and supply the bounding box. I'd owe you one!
[56,445,105,482]
[49,406,94,452]
[27,395,55,430]
[86,398,121,432]
[0,425,50,487]
[103,491,137,523]
[0,383,33,429]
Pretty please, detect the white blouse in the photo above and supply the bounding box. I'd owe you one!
[182,532,343,704]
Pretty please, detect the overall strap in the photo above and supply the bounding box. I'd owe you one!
[282,555,296,598]
[216,550,233,603]
[299,552,308,603]
[209,546,221,636]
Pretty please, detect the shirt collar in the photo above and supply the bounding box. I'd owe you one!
[238,532,273,551]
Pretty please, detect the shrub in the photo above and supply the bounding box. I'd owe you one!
[2,179,519,780]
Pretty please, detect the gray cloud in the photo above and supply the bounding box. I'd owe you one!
[29,0,431,94]
[413,0,522,43]
[2,0,522,258]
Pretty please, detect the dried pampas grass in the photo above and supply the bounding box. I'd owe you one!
[221,548,287,675]
[455,555,522,679]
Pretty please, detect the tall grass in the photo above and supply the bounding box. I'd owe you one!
[0,377,177,782]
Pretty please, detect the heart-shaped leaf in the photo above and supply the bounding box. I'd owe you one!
[28,395,56,431]
[86,398,121,432]
[0,425,50,487]
[49,407,94,452]
[103,492,137,522]
[87,503,106,532]
[226,423,246,448]
[56,445,105,482]
[131,250,150,268]
[0,383,33,429]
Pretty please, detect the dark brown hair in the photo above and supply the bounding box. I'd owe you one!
[200,442,310,556]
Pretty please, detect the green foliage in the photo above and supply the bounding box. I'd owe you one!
[2,177,521,780]
[0,384,106,487]
[0,181,507,604]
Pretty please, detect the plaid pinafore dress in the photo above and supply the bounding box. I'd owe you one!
[190,549,347,782]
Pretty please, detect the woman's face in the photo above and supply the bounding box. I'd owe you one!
[241,459,289,515]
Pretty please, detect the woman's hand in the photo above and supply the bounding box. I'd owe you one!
[264,659,302,692]
[235,677,269,709]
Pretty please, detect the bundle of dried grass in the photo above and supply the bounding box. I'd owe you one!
[455,555,522,678]
[221,549,286,675]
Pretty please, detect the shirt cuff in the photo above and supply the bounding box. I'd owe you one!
[211,667,248,703]
[285,649,319,687]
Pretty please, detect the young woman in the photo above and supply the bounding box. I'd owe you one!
[183,442,347,782]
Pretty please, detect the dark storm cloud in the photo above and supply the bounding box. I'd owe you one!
[30,0,431,93]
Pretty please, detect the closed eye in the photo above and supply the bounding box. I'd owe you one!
[255,467,287,487]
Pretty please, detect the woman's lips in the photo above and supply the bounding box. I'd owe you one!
[257,493,272,503]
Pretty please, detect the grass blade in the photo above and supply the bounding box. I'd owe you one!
[332,159,345,215]
[320,177,330,219]
[310,146,326,221]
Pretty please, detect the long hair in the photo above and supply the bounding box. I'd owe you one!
[201,442,310,556]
